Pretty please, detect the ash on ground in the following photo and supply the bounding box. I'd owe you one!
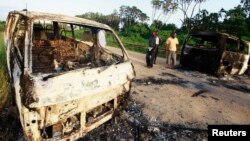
[0,98,207,141]
[79,99,207,141]
[0,106,22,141]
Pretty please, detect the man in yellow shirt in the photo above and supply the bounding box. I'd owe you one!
[166,31,179,69]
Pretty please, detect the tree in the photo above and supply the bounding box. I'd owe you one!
[151,0,177,27]
[241,0,250,15]
[119,5,149,30]
[241,0,250,37]
[76,12,106,22]
[188,1,250,39]
[76,12,120,30]
[105,10,120,30]
[189,10,220,32]
[151,20,164,30]
[151,0,208,31]
[221,5,247,37]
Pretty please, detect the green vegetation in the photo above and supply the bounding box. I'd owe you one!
[76,1,249,51]
[66,0,250,57]
[0,31,11,111]
[0,21,5,32]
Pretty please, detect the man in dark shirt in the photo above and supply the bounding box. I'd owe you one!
[146,32,156,68]
[154,31,162,64]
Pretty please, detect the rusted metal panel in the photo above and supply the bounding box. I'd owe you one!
[11,10,112,31]
[180,31,250,76]
[5,10,135,141]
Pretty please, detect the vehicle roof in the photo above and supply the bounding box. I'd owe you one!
[191,31,250,44]
[190,31,243,41]
[190,31,226,37]
[9,10,112,31]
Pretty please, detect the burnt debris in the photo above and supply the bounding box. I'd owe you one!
[180,31,250,76]
[78,99,207,141]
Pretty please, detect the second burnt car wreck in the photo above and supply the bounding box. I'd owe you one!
[180,31,250,76]
[4,10,135,141]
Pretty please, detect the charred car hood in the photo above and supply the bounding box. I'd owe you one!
[29,62,135,108]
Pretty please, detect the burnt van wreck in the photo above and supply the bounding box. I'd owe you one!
[4,10,135,141]
[180,31,250,75]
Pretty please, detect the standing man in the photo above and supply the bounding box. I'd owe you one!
[154,31,162,64]
[146,31,156,68]
[166,31,179,69]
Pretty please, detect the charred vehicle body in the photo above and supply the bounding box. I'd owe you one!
[180,31,250,75]
[4,10,135,141]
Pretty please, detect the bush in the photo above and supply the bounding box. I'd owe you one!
[0,21,5,32]
[0,32,11,111]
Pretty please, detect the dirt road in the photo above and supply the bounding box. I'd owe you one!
[110,47,250,129]
[1,48,249,140]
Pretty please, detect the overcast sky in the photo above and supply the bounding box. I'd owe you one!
[0,0,241,27]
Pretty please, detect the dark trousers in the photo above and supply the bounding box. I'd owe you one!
[154,46,159,63]
[146,50,155,67]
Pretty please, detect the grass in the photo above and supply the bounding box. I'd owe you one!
[0,32,11,111]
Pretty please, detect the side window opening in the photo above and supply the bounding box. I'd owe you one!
[187,35,217,49]
[225,38,238,52]
[59,23,72,40]
[32,21,125,73]
[82,30,93,42]
[106,31,120,48]
[239,41,249,54]
[13,17,26,67]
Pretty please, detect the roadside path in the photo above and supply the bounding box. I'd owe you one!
[109,47,250,129]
